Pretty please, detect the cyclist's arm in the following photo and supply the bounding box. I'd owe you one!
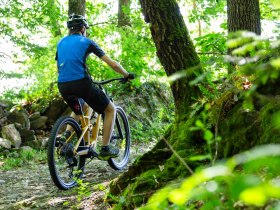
[100,55,129,78]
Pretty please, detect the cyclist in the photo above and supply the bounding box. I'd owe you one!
[55,14,133,160]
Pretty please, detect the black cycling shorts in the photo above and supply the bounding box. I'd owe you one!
[58,78,110,115]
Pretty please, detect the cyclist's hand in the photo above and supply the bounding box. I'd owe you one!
[120,73,135,83]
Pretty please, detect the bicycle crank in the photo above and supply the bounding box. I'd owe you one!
[60,143,78,167]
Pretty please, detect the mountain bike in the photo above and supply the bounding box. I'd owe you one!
[47,77,131,190]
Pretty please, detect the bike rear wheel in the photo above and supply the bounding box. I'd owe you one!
[47,116,86,190]
[108,106,131,170]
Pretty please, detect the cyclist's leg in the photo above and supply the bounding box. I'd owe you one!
[81,80,119,158]
[102,101,116,146]
[65,102,88,131]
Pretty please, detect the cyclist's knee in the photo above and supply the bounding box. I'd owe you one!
[104,102,116,115]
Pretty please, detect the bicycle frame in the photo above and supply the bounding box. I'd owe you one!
[64,105,102,156]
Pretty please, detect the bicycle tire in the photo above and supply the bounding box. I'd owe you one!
[47,116,86,190]
[108,106,131,170]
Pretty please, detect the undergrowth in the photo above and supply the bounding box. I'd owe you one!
[0,148,46,170]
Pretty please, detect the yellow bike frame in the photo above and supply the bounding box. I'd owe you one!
[65,106,102,156]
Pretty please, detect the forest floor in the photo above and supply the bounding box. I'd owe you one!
[0,138,154,210]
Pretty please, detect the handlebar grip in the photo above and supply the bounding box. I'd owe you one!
[120,73,135,84]
[128,73,135,80]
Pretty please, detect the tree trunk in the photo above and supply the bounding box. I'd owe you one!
[118,0,131,27]
[227,0,261,74]
[140,0,201,115]
[68,0,86,16]
[109,0,203,208]
[227,0,261,35]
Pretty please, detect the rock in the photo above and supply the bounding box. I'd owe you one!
[1,124,21,148]
[41,137,49,148]
[30,116,48,130]
[0,116,7,127]
[0,100,8,108]
[0,101,9,127]
[43,99,68,125]
[7,109,30,130]
[20,146,33,152]
[19,128,36,143]
[26,139,43,149]
[14,122,22,129]
[0,107,7,119]
[0,137,12,149]
[35,130,46,136]
[29,112,41,120]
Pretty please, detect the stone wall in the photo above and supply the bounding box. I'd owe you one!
[0,99,67,150]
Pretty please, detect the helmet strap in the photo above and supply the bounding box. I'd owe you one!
[81,26,86,37]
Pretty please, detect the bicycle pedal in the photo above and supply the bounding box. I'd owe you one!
[97,153,119,161]
[97,155,110,161]
[88,150,99,158]
[67,157,77,167]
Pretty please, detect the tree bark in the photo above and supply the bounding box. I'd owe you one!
[68,0,86,16]
[227,0,261,35]
[118,0,131,27]
[140,0,201,115]
[227,0,261,74]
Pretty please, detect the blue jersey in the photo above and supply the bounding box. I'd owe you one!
[56,34,105,82]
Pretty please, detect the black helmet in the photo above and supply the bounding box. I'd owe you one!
[67,14,89,29]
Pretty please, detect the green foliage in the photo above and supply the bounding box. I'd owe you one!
[188,0,226,25]
[134,31,280,210]
[139,144,280,209]
[85,1,163,84]
[260,0,280,20]
[225,31,280,111]
[189,103,221,163]
[0,0,62,54]
[75,178,91,202]
[112,81,174,144]
[0,148,46,170]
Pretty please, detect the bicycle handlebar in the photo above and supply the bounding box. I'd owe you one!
[92,73,135,85]
[92,77,124,85]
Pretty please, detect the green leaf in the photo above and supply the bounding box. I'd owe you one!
[272,111,280,129]
[271,58,280,68]
[270,0,280,8]
[189,154,212,161]
[195,120,204,129]
[204,130,214,141]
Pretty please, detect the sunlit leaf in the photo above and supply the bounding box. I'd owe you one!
[188,154,212,161]
[272,111,280,129]
[239,183,280,207]
[195,120,204,128]
[204,130,214,141]
[271,58,280,68]
[270,0,280,8]
[239,185,267,206]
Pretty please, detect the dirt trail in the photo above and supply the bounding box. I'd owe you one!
[0,145,150,210]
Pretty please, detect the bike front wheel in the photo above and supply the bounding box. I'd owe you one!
[108,106,131,170]
[47,116,86,190]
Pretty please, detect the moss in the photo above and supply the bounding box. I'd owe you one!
[258,101,280,143]
[110,83,280,209]
[170,115,195,146]
[111,169,163,209]
[218,98,280,158]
